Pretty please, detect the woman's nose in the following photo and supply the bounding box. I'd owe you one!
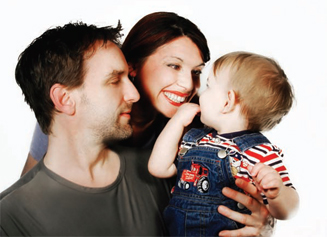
[177,72,194,91]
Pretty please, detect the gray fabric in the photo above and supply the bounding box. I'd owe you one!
[0,146,173,236]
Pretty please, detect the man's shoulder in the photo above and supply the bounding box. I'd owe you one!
[0,160,43,201]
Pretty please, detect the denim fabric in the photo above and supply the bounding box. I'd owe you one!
[233,132,270,152]
[164,128,269,236]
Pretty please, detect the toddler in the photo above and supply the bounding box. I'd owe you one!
[148,51,299,236]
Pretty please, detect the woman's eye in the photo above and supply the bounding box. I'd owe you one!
[168,64,180,70]
[192,70,202,76]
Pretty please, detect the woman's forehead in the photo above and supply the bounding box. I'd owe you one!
[151,37,204,66]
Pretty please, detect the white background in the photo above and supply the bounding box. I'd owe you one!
[1,1,326,236]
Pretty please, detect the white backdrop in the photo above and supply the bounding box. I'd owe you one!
[1,0,326,236]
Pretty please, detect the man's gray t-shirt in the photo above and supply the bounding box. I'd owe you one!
[0,146,173,236]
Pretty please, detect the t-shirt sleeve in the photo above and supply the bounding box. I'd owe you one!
[29,122,48,161]
[242,143,295,204]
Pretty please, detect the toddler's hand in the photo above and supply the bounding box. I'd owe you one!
[248,163,283,200]
[172,103,200,127]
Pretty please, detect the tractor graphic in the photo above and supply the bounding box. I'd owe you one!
[178,162,210,193]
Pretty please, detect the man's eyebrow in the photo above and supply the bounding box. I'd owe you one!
[109,70,125,77]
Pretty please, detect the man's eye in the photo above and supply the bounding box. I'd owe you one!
[109,78,121,85]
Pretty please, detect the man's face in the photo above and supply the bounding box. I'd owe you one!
[76,42,140,144]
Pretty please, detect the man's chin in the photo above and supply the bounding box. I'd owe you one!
[103,126,133,146]
[121,124,133,137]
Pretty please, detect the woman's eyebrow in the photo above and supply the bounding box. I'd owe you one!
[165,56,183,62]
[167,56,205,68]
[196,62,205,68]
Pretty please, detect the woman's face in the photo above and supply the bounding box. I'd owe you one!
[135,36,205,118]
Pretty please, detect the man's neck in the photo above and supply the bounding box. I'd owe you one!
[44,133,120,188]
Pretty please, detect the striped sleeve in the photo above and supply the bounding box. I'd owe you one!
[243,143,294,204]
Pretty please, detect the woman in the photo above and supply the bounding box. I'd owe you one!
[21,12,273,236]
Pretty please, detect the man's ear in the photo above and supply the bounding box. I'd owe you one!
[50,84,75,115]
[222,90,237,113]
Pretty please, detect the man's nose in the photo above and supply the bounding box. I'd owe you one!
[124,78,140,103]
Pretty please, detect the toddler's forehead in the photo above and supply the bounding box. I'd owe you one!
[213,65,233,81]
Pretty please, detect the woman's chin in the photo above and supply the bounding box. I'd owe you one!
[159,106,179,118]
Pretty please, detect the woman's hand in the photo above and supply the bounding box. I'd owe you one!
[218,179,275,237]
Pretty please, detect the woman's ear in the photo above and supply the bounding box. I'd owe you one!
[222,90,237,113]
[128,63,137,78]
[50,84,75,115]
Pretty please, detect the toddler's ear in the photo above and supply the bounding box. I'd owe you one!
[50,83,76,115]
[222,90,237,113]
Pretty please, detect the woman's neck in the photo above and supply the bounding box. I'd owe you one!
[126,99,159,146]
[132,97,157,126]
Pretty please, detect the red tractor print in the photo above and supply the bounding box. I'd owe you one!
[178,162,210,193]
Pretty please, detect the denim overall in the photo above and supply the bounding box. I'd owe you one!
[163,127,270,236]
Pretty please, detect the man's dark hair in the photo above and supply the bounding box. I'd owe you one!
[15,22,123,134]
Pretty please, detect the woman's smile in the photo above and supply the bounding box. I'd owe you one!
[163,91,189,106]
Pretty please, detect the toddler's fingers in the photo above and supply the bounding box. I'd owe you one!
[250,162,265,177]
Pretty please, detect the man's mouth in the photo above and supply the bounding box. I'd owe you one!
[164,91,189,106]
[120,108,132,119]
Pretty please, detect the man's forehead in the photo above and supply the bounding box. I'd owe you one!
[82,42,127,81]
[84,40,117,59]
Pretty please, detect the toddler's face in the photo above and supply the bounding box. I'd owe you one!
[199,66,231,130]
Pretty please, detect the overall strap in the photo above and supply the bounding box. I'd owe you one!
[233,132,271,152]
[182,126,213,143]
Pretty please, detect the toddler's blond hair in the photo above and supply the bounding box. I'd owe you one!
[213,51,294,131]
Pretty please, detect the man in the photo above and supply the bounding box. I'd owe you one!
[0,22,151,236]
